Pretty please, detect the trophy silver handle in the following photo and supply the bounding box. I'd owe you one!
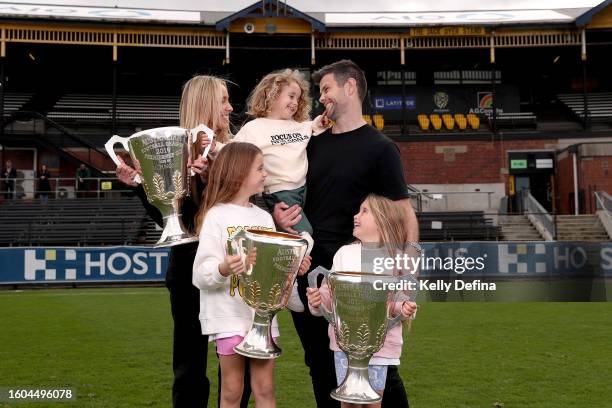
[387,274,417,329]
[307,266,334,325]
[190,124,215,159]
[105,135,141,184]
[227,236,250,275]
[187,124,214,177]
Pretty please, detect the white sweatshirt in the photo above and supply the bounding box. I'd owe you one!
[233,118,317,194]
[192,202,278,339]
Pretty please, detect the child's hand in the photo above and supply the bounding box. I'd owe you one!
[401,301,417,318]
[219,254,244,277]
[312,115,332,135]
[306,287,321,308]
[298,255,311,276]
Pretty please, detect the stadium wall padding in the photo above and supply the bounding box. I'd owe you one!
[1,243,611,285]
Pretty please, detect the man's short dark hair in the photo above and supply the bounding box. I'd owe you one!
[312,59,367,102]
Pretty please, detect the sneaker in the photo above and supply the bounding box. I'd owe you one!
[300,231,314,257]
[286,282,304,312]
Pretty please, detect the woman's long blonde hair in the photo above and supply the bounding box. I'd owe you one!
[195,142,262,233]
[246,68,311,122]
[180,75,230,144]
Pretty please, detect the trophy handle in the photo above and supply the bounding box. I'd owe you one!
[307,266,334,324]
[105,135,141,184]
[387,274,417,329]
[187,124,214,177]
[227,236,249,274]
[190,124,215,158]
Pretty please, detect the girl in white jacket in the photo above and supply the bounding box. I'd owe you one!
[193,142,310,408]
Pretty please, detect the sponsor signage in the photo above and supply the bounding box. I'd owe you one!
[374,96,416,110]
[2,242,610,285]
[0,247,169,284]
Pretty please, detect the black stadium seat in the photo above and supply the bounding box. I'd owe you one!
[0,197,161,246]
[417,211,500,241]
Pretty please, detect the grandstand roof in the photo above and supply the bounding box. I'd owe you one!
[0,0,608,27]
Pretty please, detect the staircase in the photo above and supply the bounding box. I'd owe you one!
[499,215,544,241]
[556,215,610,242]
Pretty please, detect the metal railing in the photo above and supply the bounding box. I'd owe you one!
[408,190,496,212]
[522,190,556,240]
[0,177,133,200]
[594,191,612,240]
[595,191,612,212]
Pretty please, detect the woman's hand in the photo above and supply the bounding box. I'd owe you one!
[298,255,312,276]
[200,136,216,155]
[115,156,139,187]
[306,287,321,308]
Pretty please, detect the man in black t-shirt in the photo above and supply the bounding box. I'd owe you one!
[273,60,419,408]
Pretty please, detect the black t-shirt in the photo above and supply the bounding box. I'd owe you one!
[304,124,409,268]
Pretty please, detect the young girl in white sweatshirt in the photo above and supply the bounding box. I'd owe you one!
[193,142,311,408]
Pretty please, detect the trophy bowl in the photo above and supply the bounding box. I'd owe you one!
[229,228,309,359]
[104,125,213,247]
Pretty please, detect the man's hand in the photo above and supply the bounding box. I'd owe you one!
[272,202,302,234]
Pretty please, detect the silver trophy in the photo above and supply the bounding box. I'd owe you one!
[228,228,309,359]
[105,125,214,247]
[308,267,416,404]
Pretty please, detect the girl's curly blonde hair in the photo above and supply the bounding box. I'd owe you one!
[246,68,311,122]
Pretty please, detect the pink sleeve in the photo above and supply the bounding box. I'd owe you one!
[307,278,332,316]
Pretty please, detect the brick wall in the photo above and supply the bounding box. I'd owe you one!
[396,139,611,214]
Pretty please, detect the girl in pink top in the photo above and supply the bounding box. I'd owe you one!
[306,194,420,408]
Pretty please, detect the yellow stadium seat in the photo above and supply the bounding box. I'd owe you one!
[429,114,442,130]
[454,114,467,130]
[417,114,430,131]
[363,115,372,125]
[442,114,455,130]
[467,113,480,130]
[372,114,384,130]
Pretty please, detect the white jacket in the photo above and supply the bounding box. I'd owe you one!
[193,202,278,338]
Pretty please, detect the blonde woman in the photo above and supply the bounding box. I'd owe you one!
[115,75,242,408]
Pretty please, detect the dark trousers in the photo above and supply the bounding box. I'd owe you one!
[168,284,210,408]
[293,271,410,408]
[168,284,252,408]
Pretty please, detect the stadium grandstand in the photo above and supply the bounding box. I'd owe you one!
[0,0,610,249]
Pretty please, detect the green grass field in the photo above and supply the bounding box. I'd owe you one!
[1,287,611,408]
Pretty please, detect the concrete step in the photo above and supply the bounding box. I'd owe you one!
[502,236,544,240]
[557,236,610,240]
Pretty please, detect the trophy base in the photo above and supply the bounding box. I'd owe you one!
[154,235,198,248]
[154,214,198,247]
[234,314,281,359]
[331,363,382,404]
